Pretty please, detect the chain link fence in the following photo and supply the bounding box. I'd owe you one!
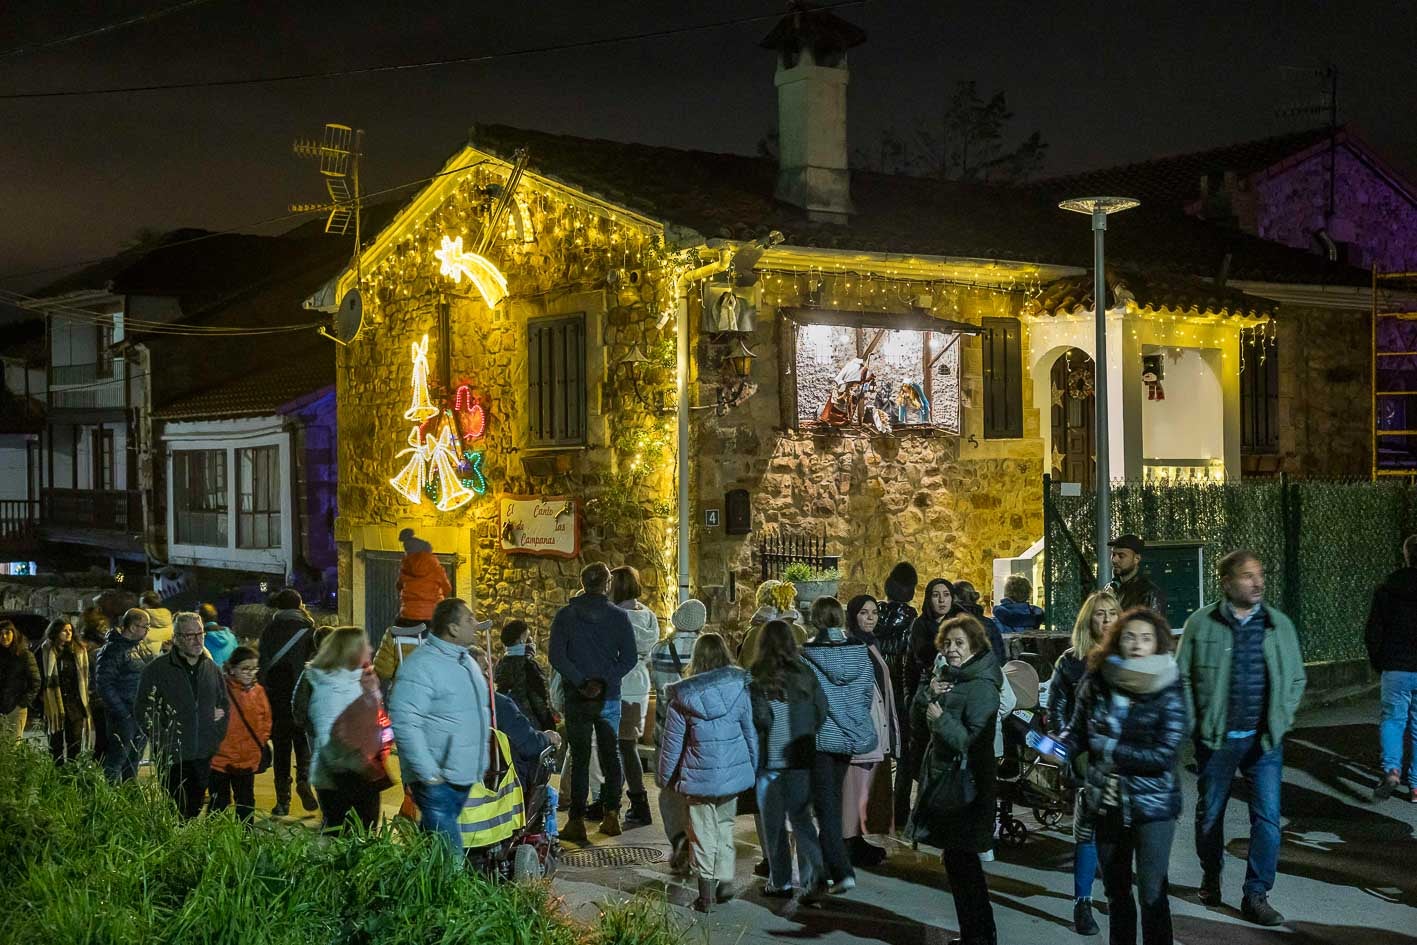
[1044,476,1415,663]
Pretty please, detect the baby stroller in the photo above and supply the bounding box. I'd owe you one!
[463,735,561,882]
[995,660,1074,847]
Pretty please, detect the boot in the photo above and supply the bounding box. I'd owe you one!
[1241,894,1285,927]
[1198,872,1222,906]
[560,817,589,845]
[625,791,653,827]
[1374,769,1400,800]
[272,785,291,818]
[848,835,887,868]
[599,808,623,837]
[1073,899,1099,935]
[693,877,715,913]
[585,800,605,820]
[296,781,319,812]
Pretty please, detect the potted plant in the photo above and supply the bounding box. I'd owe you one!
[781,562,842,611]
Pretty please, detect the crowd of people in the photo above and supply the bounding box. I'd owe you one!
[4,525,1417,945]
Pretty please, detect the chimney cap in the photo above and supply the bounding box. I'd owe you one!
[760,2,866,64]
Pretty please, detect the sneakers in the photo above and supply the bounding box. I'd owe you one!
[1374,769,1401,801]
[1198,872,1222,906]
[1410,787,1417,804]
[1241,894,1285,927]
[1073,899,1099,936]
[599,809,623,837]
[829,875,856,894]
[296,782,319,812]
[560,817,589,845]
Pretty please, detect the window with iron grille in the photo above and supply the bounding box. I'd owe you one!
[173,449,227,546]
[981,316,1023,438]
[527,313,586,447]
[1240,332,1279,453]
[237,445,281,549]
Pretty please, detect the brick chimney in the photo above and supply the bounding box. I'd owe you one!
[760,4,866,225]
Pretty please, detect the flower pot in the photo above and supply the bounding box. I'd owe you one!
[792,579,840,611]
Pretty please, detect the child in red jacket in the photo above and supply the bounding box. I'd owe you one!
[210,646,273,823]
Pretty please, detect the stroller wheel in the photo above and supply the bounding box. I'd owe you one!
[513,844,543,882]
[1034,807,1064,828]
[1001,819,1028,847]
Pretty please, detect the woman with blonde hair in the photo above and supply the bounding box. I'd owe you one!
[1048,589,1121,936]
[738,580,807,670]
[658,632,757,911]
[39,617,91,763]
[305,626,390,831]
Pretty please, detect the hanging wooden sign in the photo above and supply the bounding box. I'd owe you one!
[500,495,580,558]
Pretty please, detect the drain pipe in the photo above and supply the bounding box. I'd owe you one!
[673,249,731,604]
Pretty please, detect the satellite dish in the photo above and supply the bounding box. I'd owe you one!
[320,288,364,346]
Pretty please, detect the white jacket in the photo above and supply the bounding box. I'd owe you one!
[304,666,366,790]
[617,603,660,707]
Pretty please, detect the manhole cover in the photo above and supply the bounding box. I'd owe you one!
[559,845,665,869]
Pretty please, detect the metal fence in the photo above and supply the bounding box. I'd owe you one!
[1043,475,1416,663]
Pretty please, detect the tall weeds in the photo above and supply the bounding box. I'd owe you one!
[1,742,681,945]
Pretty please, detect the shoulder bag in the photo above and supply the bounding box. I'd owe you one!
[229,690,273,774]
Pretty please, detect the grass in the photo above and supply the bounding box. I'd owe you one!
[0,741,683,945]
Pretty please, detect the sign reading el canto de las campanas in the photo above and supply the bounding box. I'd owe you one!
[500,496,581,558]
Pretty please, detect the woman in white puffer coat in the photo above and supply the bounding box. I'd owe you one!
[612,565,660,827]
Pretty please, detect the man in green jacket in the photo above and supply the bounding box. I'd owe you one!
[1177,550,1306,928]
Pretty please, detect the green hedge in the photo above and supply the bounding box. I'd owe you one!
[0,743,680,945]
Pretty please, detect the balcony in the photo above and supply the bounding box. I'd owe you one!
[0,500,38,551]
[41,488,143,532]
[49,360,113,388]
[47,360,126,411]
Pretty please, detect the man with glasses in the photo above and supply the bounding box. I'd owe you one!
[137,612,229,817]
[95,607,153,782]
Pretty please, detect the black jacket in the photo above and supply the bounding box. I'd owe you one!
[495,692,551,789]
[1111,571,1166,615]
[750,659,828,770]
[1366,566,1417,673]
[1046,648,1087,737]
[875,601,917,703]
[0,645,40,714]
[548,594,637,701]
[495,654,557,731]
[137,650,230,762]
[94,630,147,720]
[1063,665,1187,828]
[258,609,316,720]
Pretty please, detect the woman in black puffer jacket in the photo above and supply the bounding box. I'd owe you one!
[1050,608,1187,945]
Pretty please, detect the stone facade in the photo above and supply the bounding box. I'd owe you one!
[692,275,1044,629]
[335,163,679,640]
[1274,304,1371,477]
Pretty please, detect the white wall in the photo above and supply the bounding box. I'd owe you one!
[1141,347,1224,461]
[0,435,34,501]
[1027,309,1128,483]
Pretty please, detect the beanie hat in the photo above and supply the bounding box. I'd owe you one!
[884,562,918,603]
[399,527,432,554]
[672,599,707,632]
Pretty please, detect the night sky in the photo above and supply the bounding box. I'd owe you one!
[3,0,1414,291]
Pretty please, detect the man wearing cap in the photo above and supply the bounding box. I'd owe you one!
[389,597,493,857]
[549,562,638,844]
[1108,534,1167,615]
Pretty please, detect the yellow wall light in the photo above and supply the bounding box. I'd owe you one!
[434,234,509,308]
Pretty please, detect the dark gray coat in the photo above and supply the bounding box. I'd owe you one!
[137,650,229,761]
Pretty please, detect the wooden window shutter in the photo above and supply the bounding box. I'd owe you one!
[527,313,587,447]
[982,316,1023,439]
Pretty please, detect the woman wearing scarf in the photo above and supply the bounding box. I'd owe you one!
[842,594,899,867]
[1043,608,1187,945]
[39,618,91,763]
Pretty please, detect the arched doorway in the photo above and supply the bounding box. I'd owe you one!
[1050,348,1096,489]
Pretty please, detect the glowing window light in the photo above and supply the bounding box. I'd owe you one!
[434,234,509,308]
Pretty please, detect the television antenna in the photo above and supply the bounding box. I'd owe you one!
[292,122,366,345]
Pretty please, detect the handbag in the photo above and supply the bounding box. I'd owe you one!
[914,747,977,819]
[331,691,397,791]
[229,689,273,774]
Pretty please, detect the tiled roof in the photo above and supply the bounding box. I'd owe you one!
[153,361,333,420]
[467,124,1370,289]
[1028,270,1279,320]
[1032,126,1339,210]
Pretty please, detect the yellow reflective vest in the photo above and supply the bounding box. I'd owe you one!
[458,729,525,848]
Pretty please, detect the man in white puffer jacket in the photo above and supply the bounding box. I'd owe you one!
[389,597,492,857]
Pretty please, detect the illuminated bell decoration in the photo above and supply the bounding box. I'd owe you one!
[389,427,430,505]
[429,424,476,511]
[434,234,509,308]
[403,334,439,424]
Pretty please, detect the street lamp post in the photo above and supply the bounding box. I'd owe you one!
[1058,196,1139,589]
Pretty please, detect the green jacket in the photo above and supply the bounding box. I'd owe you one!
[1177,601,1307,752]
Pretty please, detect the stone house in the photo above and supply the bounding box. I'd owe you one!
[321,6,1380,632]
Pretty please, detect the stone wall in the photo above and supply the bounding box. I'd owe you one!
[335,167,679,640]
[1274,304,1371,477]
[692,275,1044,629]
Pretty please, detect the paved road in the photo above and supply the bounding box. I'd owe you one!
[553,698,1417,944]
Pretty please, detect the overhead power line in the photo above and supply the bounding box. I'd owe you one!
[0,1,866,100]
[0,0,221,61]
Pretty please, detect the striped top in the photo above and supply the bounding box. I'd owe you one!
[763,698,793,769]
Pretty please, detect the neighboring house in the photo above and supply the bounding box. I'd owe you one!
[316,6,1376,630]
[0,319,46,564]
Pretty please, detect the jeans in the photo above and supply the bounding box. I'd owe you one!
[1194,736,1283,898]
[320,771,387,833]
[411,779,473,856]
[757,768,824,891]
[104,714,146,782]
[810,752,852,883]
[1379,671,1417,783]
[270,715,311,799]
[565,693,623,815]
[209,768,257,822]
[1096,810,1175,945]
[162,756,213,819]
[1075,839,1100,901]
[941,848,996,943]
[620,738,645,796]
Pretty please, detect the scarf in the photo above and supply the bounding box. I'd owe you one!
[504,643,532,657]
[1099,653,1178,696]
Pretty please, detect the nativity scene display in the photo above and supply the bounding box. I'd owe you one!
[795,322,960,434]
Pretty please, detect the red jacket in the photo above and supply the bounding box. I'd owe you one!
[213,679,272,773]
[397,551,451,622]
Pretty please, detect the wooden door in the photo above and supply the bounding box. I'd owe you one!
[1050,349,1096,489]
